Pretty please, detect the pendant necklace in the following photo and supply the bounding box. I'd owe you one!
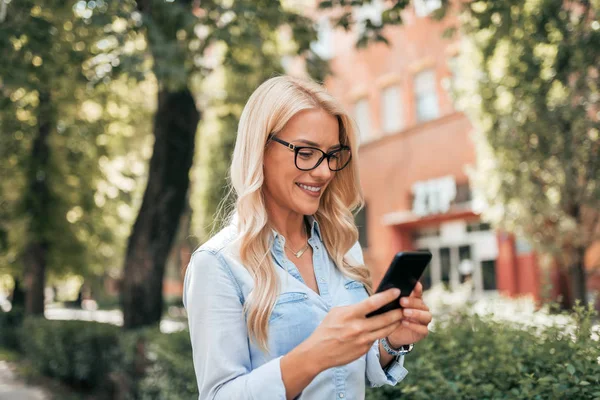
[283,220,310,258]
[285,241,310,258]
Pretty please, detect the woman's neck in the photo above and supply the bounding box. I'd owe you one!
[268,211,309,246]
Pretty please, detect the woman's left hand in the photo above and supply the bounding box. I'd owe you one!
[386,282,432,348]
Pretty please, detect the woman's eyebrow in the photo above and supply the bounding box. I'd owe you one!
[294,139,342,150]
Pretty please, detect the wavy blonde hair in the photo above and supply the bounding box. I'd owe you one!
[226,75,371,352]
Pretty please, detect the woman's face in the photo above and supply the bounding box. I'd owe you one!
[263,108,341,217]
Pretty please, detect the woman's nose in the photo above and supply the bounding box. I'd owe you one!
[310,158,333,180]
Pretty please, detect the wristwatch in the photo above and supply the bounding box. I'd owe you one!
[380,337,414,357]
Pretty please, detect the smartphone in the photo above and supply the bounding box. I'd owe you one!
[366,251,432,318]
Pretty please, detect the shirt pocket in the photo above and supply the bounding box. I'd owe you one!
[268,291,317,356]
[269,291,310,323]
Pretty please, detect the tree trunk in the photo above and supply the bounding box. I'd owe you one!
[10,277,26,308]
[24,242,48,315]
[569,247,588,306]
[23,90,52,316]
[121,88,199,329]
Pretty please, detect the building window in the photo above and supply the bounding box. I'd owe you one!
[454,182,472,204]
[354,204,368,248]
[311,17,334,60]
[481,260,497,290]
[414,0,442,17]
[381,85,403,134]
[354,98,372,142]
[466,221,492,233]
[414,69,439,122]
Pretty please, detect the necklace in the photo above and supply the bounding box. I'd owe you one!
[283,220,310,258]
[285,241,310,258]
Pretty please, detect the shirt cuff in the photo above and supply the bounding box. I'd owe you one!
[365,339,409,387]
[246,356,287,399]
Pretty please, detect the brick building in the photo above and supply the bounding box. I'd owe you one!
[309,0,600,304]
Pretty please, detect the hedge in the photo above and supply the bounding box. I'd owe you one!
[2,304,598,399]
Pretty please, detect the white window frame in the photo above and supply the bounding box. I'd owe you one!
[354,97,372,143]
[381,85,403,134]
[414,69,440,123]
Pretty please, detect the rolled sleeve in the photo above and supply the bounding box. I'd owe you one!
[183,250,287,400]
[365,339,409,388]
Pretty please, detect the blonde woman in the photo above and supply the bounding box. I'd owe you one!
[183,76,432,400]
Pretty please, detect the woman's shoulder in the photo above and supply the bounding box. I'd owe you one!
[188,223,249,280]
[195,224,239,256]
[184,225,246,306]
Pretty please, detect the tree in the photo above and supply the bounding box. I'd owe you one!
[0,0,150,314]
[120,0,320,329]
[455,0,600,306]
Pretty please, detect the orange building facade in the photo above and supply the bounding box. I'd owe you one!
[313,1,599,304]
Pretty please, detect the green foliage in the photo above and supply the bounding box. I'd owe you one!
[455,0,600,266]
[7,317,194,398]
[0,307,25,351]
[19,318,122,389]
[367,305,600,400]
[6,306,599,398]
[0,0,152,283]
[136,329,196,399]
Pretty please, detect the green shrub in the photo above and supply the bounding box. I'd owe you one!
[20,318,122,390]
[367,304,600,400]
[11,303,599,399]
[136,329,197,399]
[0,306,25,351]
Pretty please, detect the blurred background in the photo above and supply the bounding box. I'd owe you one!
[1,0,599,399]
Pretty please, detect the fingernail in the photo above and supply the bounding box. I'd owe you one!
[404,309,413,317]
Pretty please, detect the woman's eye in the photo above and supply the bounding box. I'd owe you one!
[298,151,315,159]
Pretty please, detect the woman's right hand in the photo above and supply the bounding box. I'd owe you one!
[303,288,404,371]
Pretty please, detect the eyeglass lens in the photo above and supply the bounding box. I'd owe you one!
[295,148,351,171]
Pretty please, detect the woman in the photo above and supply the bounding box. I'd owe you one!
[183,75,432,400]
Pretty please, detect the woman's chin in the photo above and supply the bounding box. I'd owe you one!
[294,201,320,216]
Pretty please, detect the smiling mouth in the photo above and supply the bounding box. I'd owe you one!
[296,183,322,194]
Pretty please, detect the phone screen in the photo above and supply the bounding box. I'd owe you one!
[366,251,432,318]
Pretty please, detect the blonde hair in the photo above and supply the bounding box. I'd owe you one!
[226,75,371,352]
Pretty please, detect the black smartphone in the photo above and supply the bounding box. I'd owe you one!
[366,251,432,318]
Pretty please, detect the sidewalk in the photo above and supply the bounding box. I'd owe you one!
[0,361,49,400]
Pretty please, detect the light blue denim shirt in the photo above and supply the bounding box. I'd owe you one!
[183,215,408,400]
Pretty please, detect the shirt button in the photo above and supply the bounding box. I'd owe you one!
[315,245,319,250]
[339,393,345,398]
[303,294,308,299]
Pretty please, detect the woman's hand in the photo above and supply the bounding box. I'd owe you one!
[386,282,432,348]
[296,288,404,372]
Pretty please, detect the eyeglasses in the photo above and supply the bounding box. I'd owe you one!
[268,135,352,172]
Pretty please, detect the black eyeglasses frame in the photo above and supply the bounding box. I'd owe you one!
[267,135,352,172]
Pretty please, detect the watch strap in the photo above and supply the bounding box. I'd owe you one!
[380,337,414,356]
